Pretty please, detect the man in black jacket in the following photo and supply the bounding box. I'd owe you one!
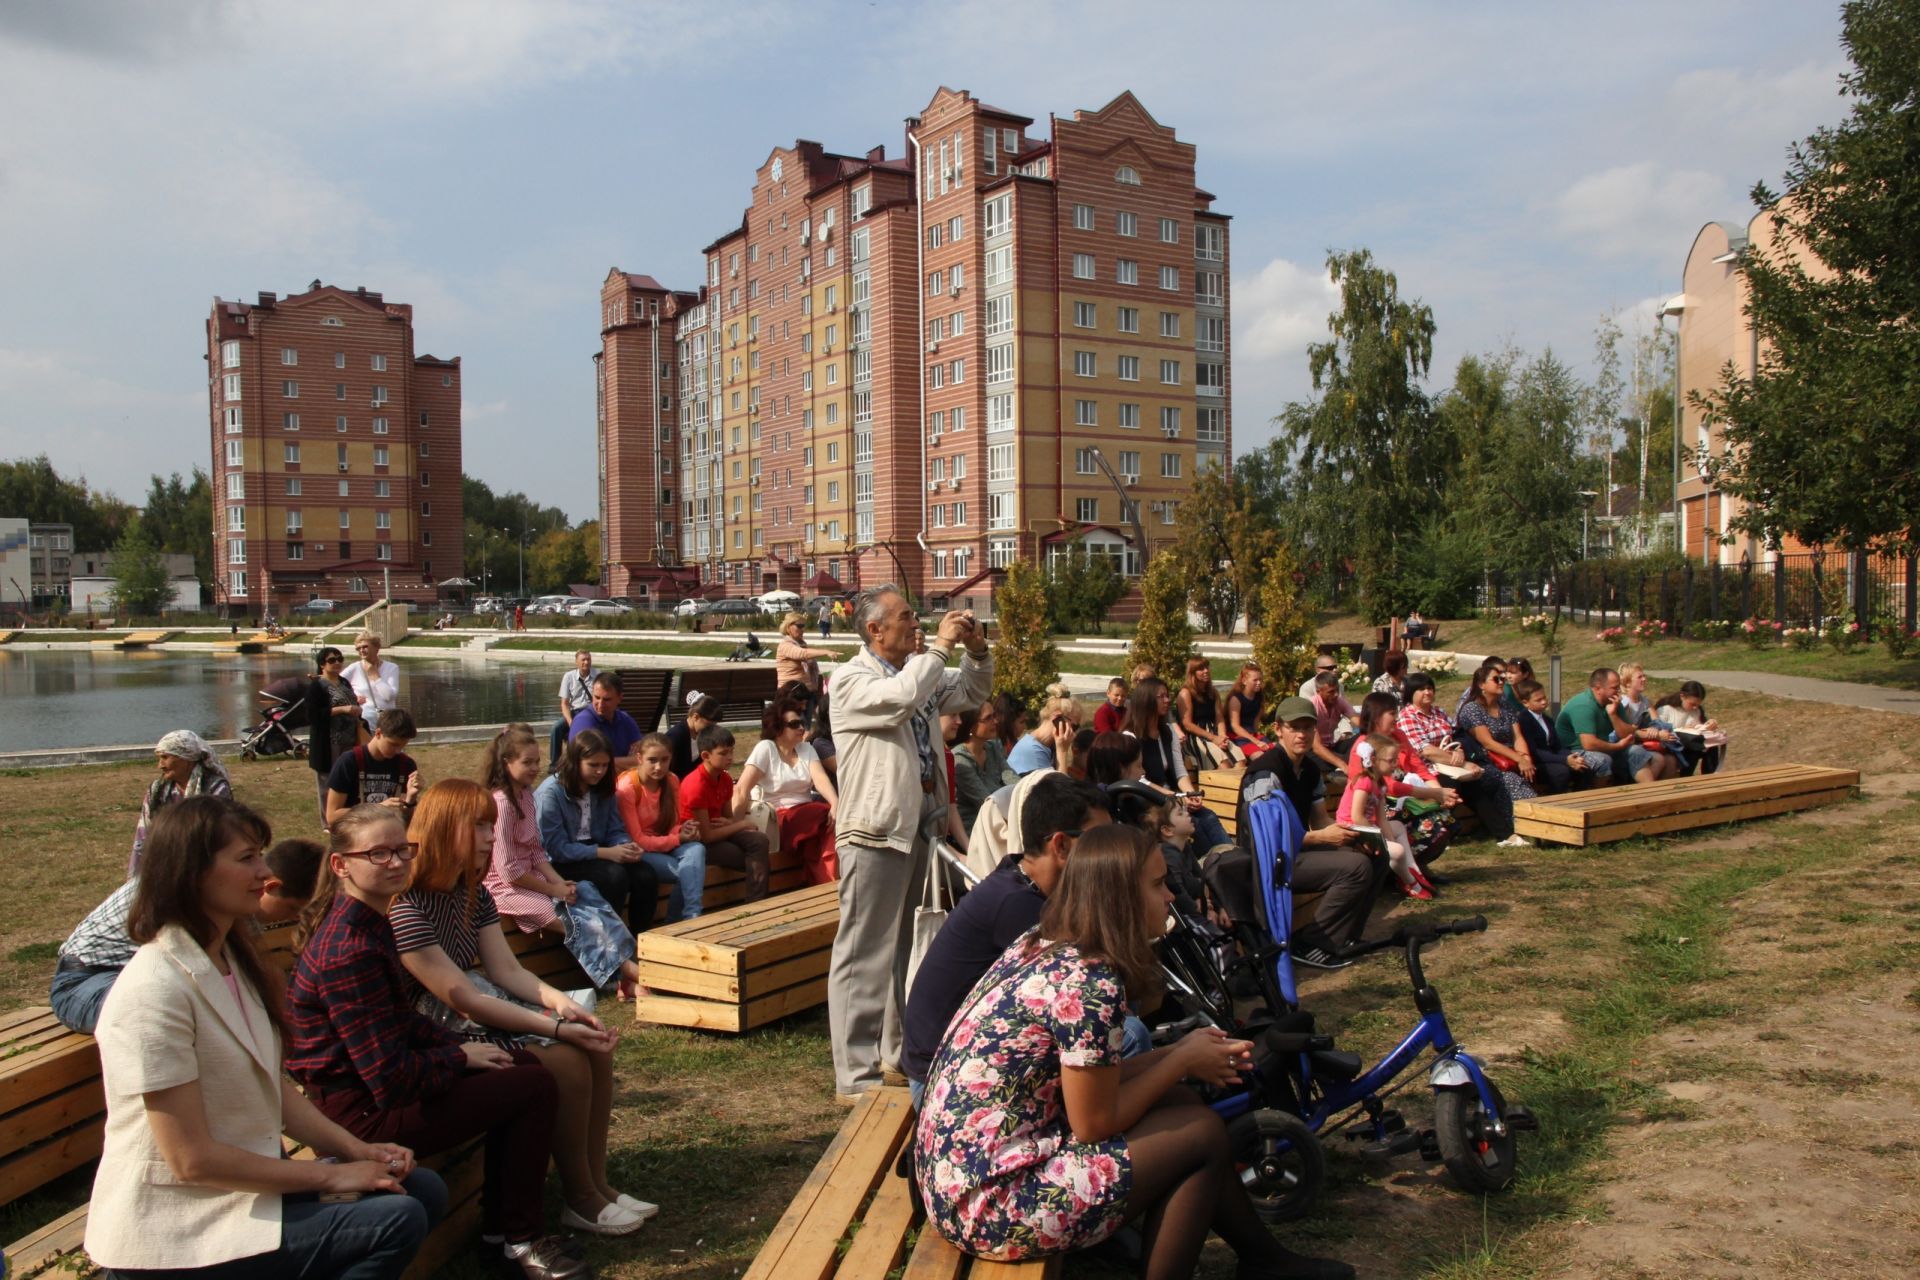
[1513,679,1592,795]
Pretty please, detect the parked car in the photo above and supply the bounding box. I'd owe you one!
[568,599,626,618]
[708,599,766,619]
[529,595,575,615]
[752,590,801,613]
[297,598,339,614]
[674,598,713,618]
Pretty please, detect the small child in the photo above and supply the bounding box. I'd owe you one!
[678,724,772,902]
[1338,733,1435,901]
[1094,677,1130,734]
[1654,680,1725,775]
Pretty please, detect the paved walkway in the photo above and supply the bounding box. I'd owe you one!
[1647,669,1920,716]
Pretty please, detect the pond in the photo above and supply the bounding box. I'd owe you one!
[0,649,558,753]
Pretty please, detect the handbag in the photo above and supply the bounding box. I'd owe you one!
[905,840,952,1000]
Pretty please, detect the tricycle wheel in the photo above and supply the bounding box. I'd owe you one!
[1434,1081,1518,1193]
[1228,1109,1323,1223]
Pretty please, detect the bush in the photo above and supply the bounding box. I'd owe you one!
[1782,625,1820,651]
[1250,544,1317,693]
[1633,618,1668,645]
[1823,611,1863,654]
[991,559,1060,714]
[1596,626,1627,649]
[1875,610,1917,661]
[1045,549,1128,635]
[1690,618,1734,641]
[1129,554,1196,681]
[1740,616,1781,649]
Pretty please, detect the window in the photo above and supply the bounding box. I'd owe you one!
[1075,448,1097,475]
[375,479,390,497]
[1161,406,1183,437]
[987,343,1015,385]
[222,373,241,401]
[948,215,963,241]
[1117,355,1139,381]
[1197,315,1225,352]
[1117,450,1140,479]
[322,315,344,328]
[1196,224,1224,261]
[1198,407,1226,443]
[222,407,242,434]
[371,354,386,371]
[1161,452,1183,478]
[948,309,964,336]
[928,364,944,390]
[1118,403,1140,429]
[282,380,299,398]
[338,479,350,496]
[334,382,347,401]
[1161,311,1181,338]
[276,411,296,431]
[1072,253,1094,280]
[229,570,248,594]
[1160,218,1180,244]
[985,245,1013,286]
[286,542,304,560]
[926,270,944,297]
[222,341,241,368]
[372,445,389,467]
[1115,166,1141,185]
[1196,271,1224,305]
[375,543,392,562]
[988,393,1014,433]
[929,456,947,484]
[985,296,1014,337]
[1197,362,1226,395]
[1073,350,1096,378]
[335,444,350,471]
[827,441,840,462]
[953,503,967,527]
[989,536,1016,567]
[1117,307,1139,334]
[1160,266,1180,291]
[927,223,943,250]
[280,348,297,365]
[375,511,391,530]
[226,538,247,566]
[989,492,1016,530]
[1075,399,1098,426]
[927,411,945,441]
[1158,360,1181,386]
[988,444,1015,481]
[1073,301,1096,328]
[1116,211,1137,237]
[1076,497,1100,523]
[226,473,245,499]
[334,415,347,433]
[227,505,245,532]
[1073,204,1094,230]
[1116,259,1138,286]
[950,263,964,291]
[284,477,300,496]
[371,385,388,406]
[852,183,871,216]
[334,352,346,369]
[372,416,389,435]
[984,194,1012,237]
[951,358,964,384]
[827,481,841,502]
[282,442,300,464]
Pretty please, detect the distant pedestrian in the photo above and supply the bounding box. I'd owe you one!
[817,599,832,640]
[514,605,526,631]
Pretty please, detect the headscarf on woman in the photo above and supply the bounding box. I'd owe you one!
[129,731,233,874]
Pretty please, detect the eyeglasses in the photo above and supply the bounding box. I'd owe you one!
[342,843,415,866]
[782,719,807,729]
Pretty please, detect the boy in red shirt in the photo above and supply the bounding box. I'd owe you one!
[679,725,772,901]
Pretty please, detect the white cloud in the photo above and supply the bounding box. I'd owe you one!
[1234,258,1339,362]
[1553,162,1736,259]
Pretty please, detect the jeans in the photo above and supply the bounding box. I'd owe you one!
[104,1169,447,1280]
[1615,743,1659,782]
[50,958,120,1034]
[549,717,572,772]
[638,841,708,921]
[908,1015,1152,1110]
[556,881,638,988]
[1190,805,1231,853]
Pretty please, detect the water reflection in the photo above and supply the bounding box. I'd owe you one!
[0,649,555,752]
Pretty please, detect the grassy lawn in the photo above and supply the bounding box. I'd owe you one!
[493,636,758,659]
[4,690,1917,1276]
[393,633,467,648]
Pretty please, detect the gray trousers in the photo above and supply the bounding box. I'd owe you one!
[828,834,930,1096]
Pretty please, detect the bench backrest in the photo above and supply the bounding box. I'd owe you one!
[680,665,779,725]
[614,668,675,734]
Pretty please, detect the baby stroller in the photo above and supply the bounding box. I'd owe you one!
[240,678,310,761]
[725,630,771,662]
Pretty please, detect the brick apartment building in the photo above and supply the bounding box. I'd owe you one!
[596,88,1230,608]
[204,282,462,617]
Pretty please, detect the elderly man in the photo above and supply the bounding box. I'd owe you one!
[828,586,992,1102]
[569,672,642,773]
[551,649,599,773]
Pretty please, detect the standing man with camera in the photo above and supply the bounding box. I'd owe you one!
[827,587,992,1103]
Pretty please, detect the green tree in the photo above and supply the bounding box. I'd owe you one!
[1695,0,1920,553]
[1044,544,1128,635]
[1249,543,1318,695]
[991,558,1059,712]
[1128,552,1194,680]
[106,520,171,617]
[1442,350,1590,577]
[1273,250,1448,621]
[141,470,211,590]
[1165,461,1276,635]
[528,527,591,593]
[0,454,134,551]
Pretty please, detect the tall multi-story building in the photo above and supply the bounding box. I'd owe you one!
[204,282,463,617]
[597,88,1230,608]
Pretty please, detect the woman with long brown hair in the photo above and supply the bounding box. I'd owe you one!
[87,795,445,1279]
[1175,657,1237,768]
[914,825,1349,1279]
[393,779,654,1237]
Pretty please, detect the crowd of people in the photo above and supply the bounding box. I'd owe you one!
[50,607,1735,1278]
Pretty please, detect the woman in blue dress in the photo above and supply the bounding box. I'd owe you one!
[913,825,1351,1280]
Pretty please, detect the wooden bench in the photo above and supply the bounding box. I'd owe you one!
[744,1086,1055,1280]
[1510,763,1860,846]
[613,666,675,734]
[679,664,780,725]
[111,630,174,650]
[636,881,840,1033]
[3,923,593,1279]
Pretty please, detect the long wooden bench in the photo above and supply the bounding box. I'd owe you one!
[3,923,593,1279]
[744,1086,1055,1280]
[636,881,839,1033]
[613,666,675,734]
[679,664,780,724]
[1510,763,1860,846]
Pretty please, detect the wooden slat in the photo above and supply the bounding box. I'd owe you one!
[641,945,832,1003]
[970,1259,1062,1279]
[1575,785,1857,846]
[0,1079,105,1155]
[743,1088,913,1280]
[1512,766,1858,846]
[0,1008,63,1038]
[832,1130,919,1280]
[630,991,750,1033]
[0,1038,100,1119]
[0,1115,104,1206]
[3,1202,89,1278]
[900,1227,969,1280]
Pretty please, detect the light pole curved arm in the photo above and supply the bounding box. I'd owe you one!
[1084,447,1151,573]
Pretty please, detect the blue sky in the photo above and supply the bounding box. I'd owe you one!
[0,0,1847,523]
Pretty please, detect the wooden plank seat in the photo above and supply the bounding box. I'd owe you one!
[743,1087,1055,1280]
[678,664,780,725]
[1511,763,1859,846]
[111,630,173,649]
[613,666,675,734]
[636,881,840,1032]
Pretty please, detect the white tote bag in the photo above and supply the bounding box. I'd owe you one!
[905,842,951,1000]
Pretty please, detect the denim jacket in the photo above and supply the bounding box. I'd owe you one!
[533,774,632,863]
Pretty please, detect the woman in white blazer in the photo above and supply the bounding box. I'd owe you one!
[86,795,446,1279]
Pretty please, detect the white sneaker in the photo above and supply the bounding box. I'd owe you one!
[614,1193,660,1220]
[1497,834,1532,848]
[560,1200,645,1236]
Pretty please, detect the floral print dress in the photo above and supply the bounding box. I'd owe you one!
[914,934,1134,1260]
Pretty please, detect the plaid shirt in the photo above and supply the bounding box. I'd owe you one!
[59,878,139,970]
[1399,704,1456,752]
[284,894,465,1110]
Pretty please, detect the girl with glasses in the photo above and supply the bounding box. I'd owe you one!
[733,697,840,884]
[286,805,586,1279]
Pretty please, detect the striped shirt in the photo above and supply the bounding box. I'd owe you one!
[390,886,500,980]
[59,878,140,970]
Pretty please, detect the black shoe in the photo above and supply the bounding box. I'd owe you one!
[1289,942,1354,972]
[1423,871,1454,886]
[503,1236,591,1279]
[1239,1246,1356,1279]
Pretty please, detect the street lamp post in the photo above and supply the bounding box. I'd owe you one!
[517,529,532,598]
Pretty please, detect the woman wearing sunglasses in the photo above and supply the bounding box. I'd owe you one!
[733,696,841,884]
[285,804,588,1280]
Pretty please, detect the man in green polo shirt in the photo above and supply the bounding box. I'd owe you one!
[1556,667,1678,786]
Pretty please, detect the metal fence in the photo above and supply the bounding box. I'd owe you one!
[1490,550,1919,639]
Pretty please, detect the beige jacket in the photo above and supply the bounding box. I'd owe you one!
[831,641,992,851]
[86,924,285,1270]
